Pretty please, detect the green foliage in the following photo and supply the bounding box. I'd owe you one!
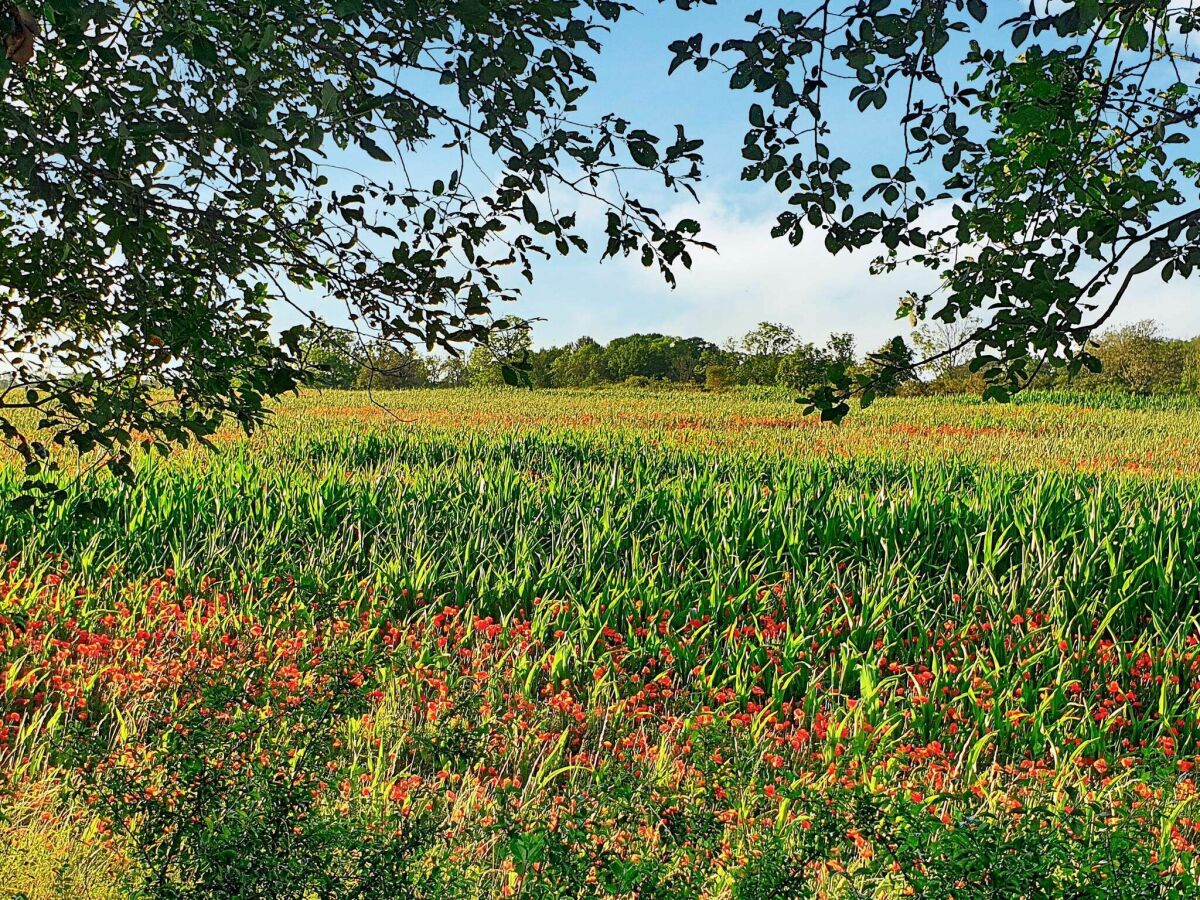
[859,336,917,399]
[604,333,715,383]
[1089,320,1191,395]
[908,363,990,397]
[4,0,1198,460]
[508,323,868,392]
[668,0,1200,417]
[704,363,732,391]
[465,346,505,388]
[6,391,1200,894]
[547,337,611,388]
[5,0,1200,474]
[741,322,798,358]
[228,317,1200,398]
[434,355,471,389]
[0,0,706,480]
[775,342,829,393]
[298,327,360,390]
[775,333,857,394]
[911,317,984,380]
[890,801,1197,899]
[6,392,1200,894]
[738,322,797,385]
[62,633,432,900]
[355,342,436,390]
[465,319,534,387]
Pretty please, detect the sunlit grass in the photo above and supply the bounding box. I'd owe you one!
[2,388,1199,897]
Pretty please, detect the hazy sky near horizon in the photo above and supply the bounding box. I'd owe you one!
[291,5,1200,350]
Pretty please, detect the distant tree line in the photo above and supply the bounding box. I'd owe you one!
[912,319,1200,397]
[298,321,915,394]
[298,318,1200,397]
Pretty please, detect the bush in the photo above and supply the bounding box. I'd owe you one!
[914,364,990,396]
[704,364,732,392]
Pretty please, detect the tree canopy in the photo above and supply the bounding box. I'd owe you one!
[668,0,1200,417]
[0,0,705,491]
[294,316,1200,397]
[3,0,1200,487]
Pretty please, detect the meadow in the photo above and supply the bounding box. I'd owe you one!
[3,388,1200,898]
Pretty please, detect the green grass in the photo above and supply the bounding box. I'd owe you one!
[2,390,1200,897]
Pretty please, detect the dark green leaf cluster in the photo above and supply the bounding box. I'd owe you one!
[664,0,1200,419]
[0,0,707,479]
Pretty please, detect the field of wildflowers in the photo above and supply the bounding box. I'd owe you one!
[3,389,1200,898]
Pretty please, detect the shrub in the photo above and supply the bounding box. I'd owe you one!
[705,364,732,392]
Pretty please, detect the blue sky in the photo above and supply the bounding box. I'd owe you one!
[512,2,934,351]
[294,5,1200,351]
[500,4,1200,350]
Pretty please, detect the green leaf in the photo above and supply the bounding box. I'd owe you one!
[1075,0,1100,23]
[628,141,659,168]
[1129,251,1161,276]
[499,363,530,388]
[319,82,340,113]
[1125,21,1149,53]
[522,195,539,225]
[358,136,392,162]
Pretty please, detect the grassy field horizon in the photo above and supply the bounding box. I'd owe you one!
[3,389,1200,897]
[271,387,1200,478]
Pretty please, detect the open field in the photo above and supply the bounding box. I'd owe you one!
[4,389,1200,898]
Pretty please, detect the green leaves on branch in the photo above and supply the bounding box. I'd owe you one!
[0,0,708,488]
[664,0,1200,421]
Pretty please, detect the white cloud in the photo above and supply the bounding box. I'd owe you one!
[1113,277,1200,338]
[494,187,1200,349]
[609,194,939,348]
